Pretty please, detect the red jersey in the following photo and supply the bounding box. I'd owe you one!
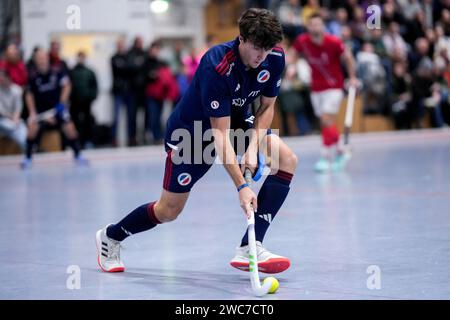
[293,33,345,92]
[0,60,28,87]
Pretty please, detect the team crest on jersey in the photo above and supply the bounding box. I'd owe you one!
[210,100,220,109]
[257,70,270,83]
[177,173,192,186]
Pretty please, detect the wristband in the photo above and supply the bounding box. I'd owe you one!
[237,183,249,192]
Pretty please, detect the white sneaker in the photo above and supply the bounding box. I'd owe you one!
[230,241,290,274]
[96,224,125,272]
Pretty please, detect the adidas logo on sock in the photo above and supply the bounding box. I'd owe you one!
[259,214,272,223]
[121,227,133,236]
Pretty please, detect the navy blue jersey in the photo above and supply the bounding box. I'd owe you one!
[28,70,69,113]
[165,37,285,147]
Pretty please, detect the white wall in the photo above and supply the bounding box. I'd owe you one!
[20,0,206,125]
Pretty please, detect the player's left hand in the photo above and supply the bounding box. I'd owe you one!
[240,149,258,176]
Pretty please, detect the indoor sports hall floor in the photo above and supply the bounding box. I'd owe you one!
[1,129,449,300]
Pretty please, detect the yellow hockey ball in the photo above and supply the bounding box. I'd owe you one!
[263,276,279,294]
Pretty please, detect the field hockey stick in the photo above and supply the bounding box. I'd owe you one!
[34,108,57,123]
[343,84,357,158]
[244,168,274,297]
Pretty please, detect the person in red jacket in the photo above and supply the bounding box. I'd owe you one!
[144,43,179,144]
[0,43,28,88]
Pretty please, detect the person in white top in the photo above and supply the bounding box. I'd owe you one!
[0,68,27,151]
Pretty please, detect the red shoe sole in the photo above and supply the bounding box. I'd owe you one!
[97,255,125,273]
[230,258,291,274]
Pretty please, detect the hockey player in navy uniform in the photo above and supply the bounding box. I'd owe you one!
[96,8,298,274]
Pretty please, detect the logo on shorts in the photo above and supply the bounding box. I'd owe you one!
[257,70,270,83]
[210,100,220,109]
[177,173,192,186]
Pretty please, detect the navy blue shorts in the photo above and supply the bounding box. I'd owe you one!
[162,116,273,193]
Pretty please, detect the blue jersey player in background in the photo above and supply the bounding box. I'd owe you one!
[96,8,298,274]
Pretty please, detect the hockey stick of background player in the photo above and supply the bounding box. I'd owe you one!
[343,84,357,158]
[34,108,57,123]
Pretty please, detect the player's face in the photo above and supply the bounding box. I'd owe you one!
[35,51,50,73]
[239,38,272,69]
[307,17,325,39]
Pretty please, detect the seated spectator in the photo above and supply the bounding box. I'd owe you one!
[383,21,409,62]
[0,68,27,150]
[301,0,321,24]
[434,23,450,62]
[327,7,348,39]
[349,6,368,44]
[278,47,312,136]
[0,43,28,88]
[341,25,360,56]
[357,42,388,114]
[390,61,413,129]
[410,51,435,128]
[277,0,304,42]
[408,37,431,73]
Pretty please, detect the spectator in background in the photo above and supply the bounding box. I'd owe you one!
[110,37,131,147]
[182,47,201,84]
[403,9,427,46]
[301,0,320,24]
[421,0,434,29]
[69,51,98,148]
[26,46,41,79]
[427,64,448,128]
[369,29,388,59]
[145,42,179,144]
[127,36,147,146]
[439,9,450,36]
[172,41,190,102]
[278,47,312,136]
[0,43,28,88]
[409,37,432,73]
[410,41,435,128]
[277,0,303,41]
[382,0,405,26]
[0,68,27,150]
[383,21,408,62]
[327,7,348,38]
[22,49,87,169]
[49,40,69,74]
[349,6,368,44]
[341,25,360,56]
[390,61,413,129]
[434,23,450,62]
[357,42,388,114]
[245,0,270,9]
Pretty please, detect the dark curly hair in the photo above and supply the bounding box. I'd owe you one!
[238,8,283,50]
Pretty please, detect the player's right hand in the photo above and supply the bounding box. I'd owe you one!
[44,116,57,125]
[239,186,258,219]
